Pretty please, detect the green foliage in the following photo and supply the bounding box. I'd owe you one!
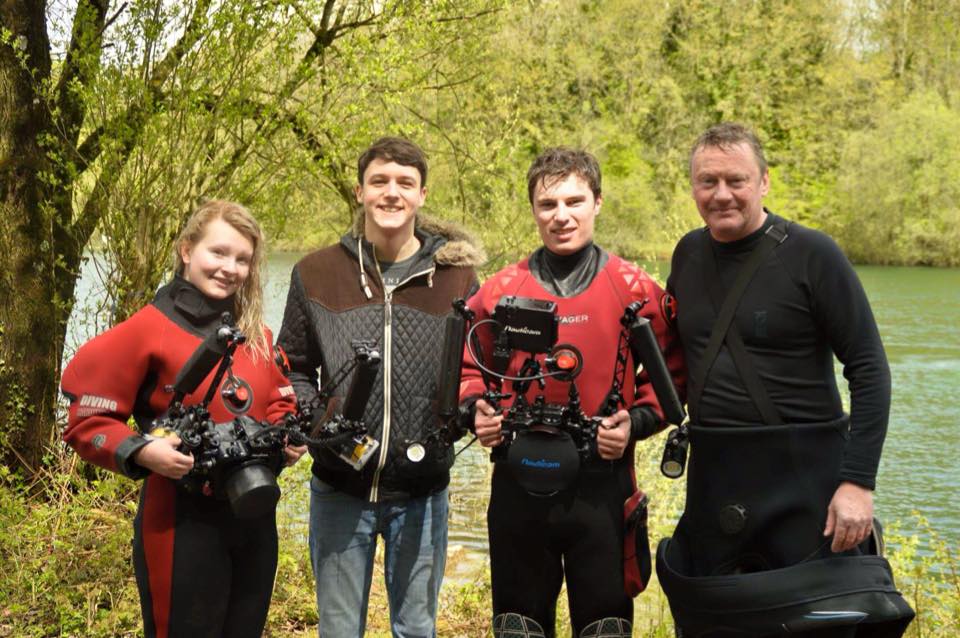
[351,0,958,266]
[6,443,959,637]
[853,0,960,106]
[823,91,960,265]
[438,570,493,636]
[0,324,35,457]
[0,458,143,637]
[884,516,960,637]
[386,0,960,266]
[68,0,511,325]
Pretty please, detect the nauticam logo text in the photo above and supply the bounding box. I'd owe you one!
[504,325,542,336]
[79,394,118,412]
[558,314,589,325]
[521,458,561,469]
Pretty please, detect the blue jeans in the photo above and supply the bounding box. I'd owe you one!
[308,476,448,638]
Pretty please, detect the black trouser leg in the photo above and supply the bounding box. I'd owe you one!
[221,510,278,638]
[134,477,278,638]
[563,472,633,635]
[489,470,564,637]
[488,466,634,638]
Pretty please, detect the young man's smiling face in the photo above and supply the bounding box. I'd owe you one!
[356,158,426,238]
[531,173,601,255]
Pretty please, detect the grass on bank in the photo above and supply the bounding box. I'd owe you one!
[0,443,957,637]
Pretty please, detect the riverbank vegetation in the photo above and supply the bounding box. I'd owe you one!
[2,0,959,476]
[2,443,957,637]
[2,2,958,633]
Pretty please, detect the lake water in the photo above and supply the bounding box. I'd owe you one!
[68,254,960,559]
[855,266,960,550]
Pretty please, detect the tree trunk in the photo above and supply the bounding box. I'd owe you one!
[0,251,74,475]
[0,1,78,474]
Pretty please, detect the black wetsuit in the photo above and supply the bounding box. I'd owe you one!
[462,243,684,637]
[664,212,892,637]
[667,212,888,487]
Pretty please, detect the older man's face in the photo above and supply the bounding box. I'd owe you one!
[691,142,769,242]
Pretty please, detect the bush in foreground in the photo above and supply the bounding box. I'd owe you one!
[1,447,956,637]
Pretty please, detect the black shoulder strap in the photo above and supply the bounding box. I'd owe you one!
[687,223,789,425]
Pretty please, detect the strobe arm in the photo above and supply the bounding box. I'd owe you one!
[437,300,471,423]
[340,343,381,423]
[622,302,690,478]
[153,313,244,446]
[286,341,381,451]
[170,312,243,405]
[624,304,686,426]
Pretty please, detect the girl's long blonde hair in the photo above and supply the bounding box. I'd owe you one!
[173,200,270,361]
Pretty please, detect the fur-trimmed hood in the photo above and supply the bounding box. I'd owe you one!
[349,209,486,268]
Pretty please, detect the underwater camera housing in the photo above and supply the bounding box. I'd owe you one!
[492,295,559,354]
[149,313,285,518]
[478,296,598,495]
[150,316,380,518]
[175,414,287,518]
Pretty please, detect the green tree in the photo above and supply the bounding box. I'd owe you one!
[857,0,960,105]
[447,0,874,258]
[1,0,214,474]
[0,0,503,476]
[823,91,960,265]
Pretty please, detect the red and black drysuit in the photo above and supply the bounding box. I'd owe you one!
[61,276,296,638]
[459,244,685,637]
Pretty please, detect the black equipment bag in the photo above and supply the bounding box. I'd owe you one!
[657,420,915,637]
[657,539,915,637]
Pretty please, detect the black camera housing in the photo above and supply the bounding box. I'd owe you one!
[172,414,286,518]
[155,316,383,518]
[493,296,559,354]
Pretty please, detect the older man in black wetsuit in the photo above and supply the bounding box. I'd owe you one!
[656,123,914,637]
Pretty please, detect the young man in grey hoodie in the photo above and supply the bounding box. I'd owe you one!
[277,137,483,637]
